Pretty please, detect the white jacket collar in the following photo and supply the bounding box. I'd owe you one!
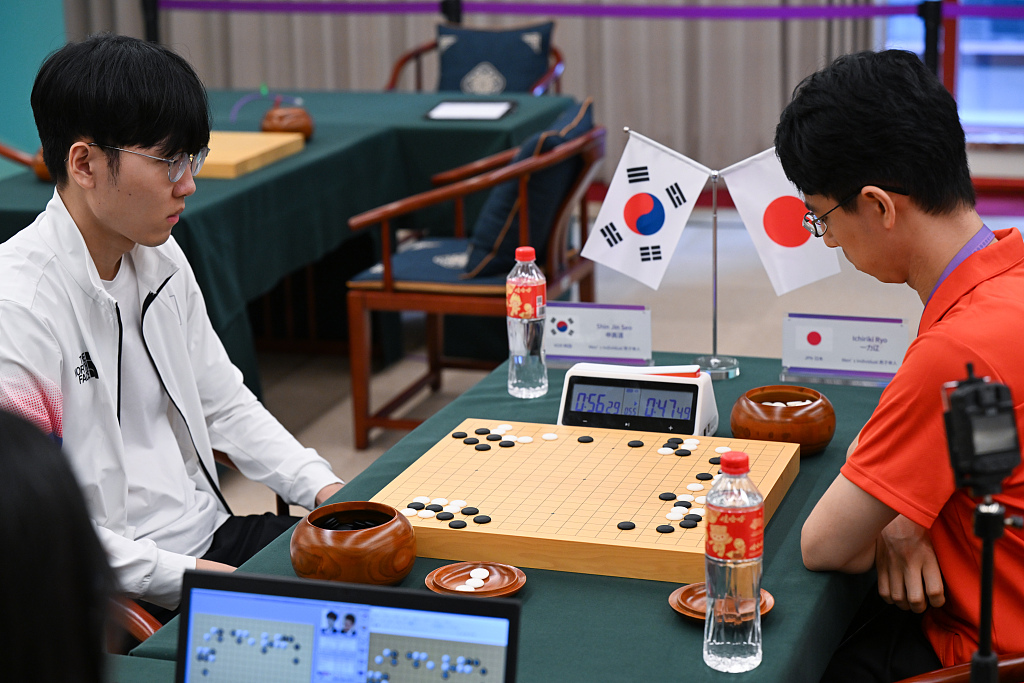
[39,188,179,300]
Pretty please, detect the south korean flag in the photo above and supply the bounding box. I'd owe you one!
[582,130,711,290]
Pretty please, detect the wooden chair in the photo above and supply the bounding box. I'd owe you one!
[385,41,565,96]
[346,126,606,448]
[895,653,1024,683]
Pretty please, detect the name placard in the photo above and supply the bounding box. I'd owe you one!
[543,302,652,367]
[781,313,909,387]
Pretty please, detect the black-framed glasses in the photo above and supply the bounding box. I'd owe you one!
[88,143,209,182]
[803,185,908,237]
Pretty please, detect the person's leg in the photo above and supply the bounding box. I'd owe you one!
[820,590,942,683]
[201,513,302,567]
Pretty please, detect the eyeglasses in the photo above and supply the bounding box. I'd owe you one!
[803,185,908,237]
[88,143,209,182]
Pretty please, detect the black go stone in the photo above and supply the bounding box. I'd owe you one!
[407,502,425,510]
[578,435,594,443]
[486,433,503,441]
[617,521,636,530]
[662,443,675,449]
[425,504,443,512]
[658,492,677,501]
[452,432,467,439]
[709,456,721,465]
[675,449,691,457]
[475,443,491,451]
[696,472,714,481]
[448,520,467,529]
[674,501,692,508]
[656,524,675,533]
[627,440,644,448]
[499,440,515,447]
[473,515,492,524]
[436,512,455,521]
[463,437,479,445]
[684,514,703,522]
[679,520,698,529]
[461,507,480,516]
[474,428,492,435]
[667,437,684,444]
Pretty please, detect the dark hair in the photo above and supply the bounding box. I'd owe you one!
[327,611,338,620]
[0,410,115,683]
[775,50,974,215]
[31,33,211,187]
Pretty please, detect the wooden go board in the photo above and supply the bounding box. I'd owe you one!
[371,419,800,583]
[201,131,305,179]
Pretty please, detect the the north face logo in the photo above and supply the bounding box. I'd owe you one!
[75,352,98,383]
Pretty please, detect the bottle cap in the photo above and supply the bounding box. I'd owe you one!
[720,451,749,474]
[514,246,536,262]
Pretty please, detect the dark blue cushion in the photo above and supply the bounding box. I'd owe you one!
[437,22,553,95]
[350,238,507,289]
[463,98,594,278]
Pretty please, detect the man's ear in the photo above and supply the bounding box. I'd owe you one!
[66,141,98,190]
[861,185,899,231]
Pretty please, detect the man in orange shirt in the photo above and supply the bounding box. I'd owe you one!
[775,50,1024,681]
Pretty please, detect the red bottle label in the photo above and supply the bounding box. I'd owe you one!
[705,504,764,560]
[506,282,546,319]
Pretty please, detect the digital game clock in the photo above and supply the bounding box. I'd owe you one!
[557,363,719,436]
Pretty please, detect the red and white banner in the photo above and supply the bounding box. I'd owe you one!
[721,148,841,296]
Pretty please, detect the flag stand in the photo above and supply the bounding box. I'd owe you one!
[693,171,740,380]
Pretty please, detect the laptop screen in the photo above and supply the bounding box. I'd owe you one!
[176,571,519,683]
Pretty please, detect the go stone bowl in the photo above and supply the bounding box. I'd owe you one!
[290,501,416,585]
[730,385,836,457]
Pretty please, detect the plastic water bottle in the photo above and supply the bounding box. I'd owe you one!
[506,246,547,398]
[703,450,764,673]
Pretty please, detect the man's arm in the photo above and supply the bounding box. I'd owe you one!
[875,515,945,612]
[801,474,898,573]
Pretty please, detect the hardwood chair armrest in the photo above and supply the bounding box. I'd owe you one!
[385,40,438,91]
[107,596,161,652]
[350,128,605,231]
[532,45,566,96]
[431,148,519,186]
[895,652,1024,683]
[0,141,35,168]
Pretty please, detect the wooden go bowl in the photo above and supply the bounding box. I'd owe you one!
[730,385,836,456]
[261,106,315,141]
[290,501,416,585]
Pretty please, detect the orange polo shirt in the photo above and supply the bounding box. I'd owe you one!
[842,228,1024,667]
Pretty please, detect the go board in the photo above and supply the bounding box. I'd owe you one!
[371,419,800,583]
[201,131,304,178]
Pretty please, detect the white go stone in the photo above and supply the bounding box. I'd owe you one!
[677,494,695,502]
[517,436,534,444]
[687,483,705,491]
[442,505,460,514]
[430,498,449,506]
[417,509,436,519]
[497,424,513,431]
[400,508,417,517]
[465,578,485,588]
[657,447,674,455]
[695,496,707,504]
[454,585,475,592]
[413,496,431,504]
[666,511,685,521]
[469,567,490,580]
[715,446,731,453]
[450,500,468,508]
[542,433,558,441]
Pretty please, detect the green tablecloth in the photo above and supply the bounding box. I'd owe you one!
[0,91,573,394]
[133,353,882,682]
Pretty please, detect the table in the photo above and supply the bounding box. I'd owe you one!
[131,353,882,682]
[0,91,573,395]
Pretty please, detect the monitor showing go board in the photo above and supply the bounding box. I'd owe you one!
[176,570,520,683]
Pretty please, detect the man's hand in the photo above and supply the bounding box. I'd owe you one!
[196,559,236,573]
[315,482,344,507]
[875,515,944,613]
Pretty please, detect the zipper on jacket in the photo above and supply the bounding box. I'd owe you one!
[140,278,234,515]
[115,303,123,422]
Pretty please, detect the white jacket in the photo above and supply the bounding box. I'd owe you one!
[0,190,342,607]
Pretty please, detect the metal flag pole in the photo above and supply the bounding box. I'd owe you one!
[694,171,740,380]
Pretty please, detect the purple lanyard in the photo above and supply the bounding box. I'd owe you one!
[927,225,995,305]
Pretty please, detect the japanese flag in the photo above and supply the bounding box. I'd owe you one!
[582,130,711,290]
[796,324,834,351]
[720,148,841,296]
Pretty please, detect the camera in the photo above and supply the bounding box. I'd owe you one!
[942,363,1020,498]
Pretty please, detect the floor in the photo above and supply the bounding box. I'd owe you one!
[220,206,1022,515]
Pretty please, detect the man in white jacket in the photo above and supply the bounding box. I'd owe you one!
[0,34,343,613]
